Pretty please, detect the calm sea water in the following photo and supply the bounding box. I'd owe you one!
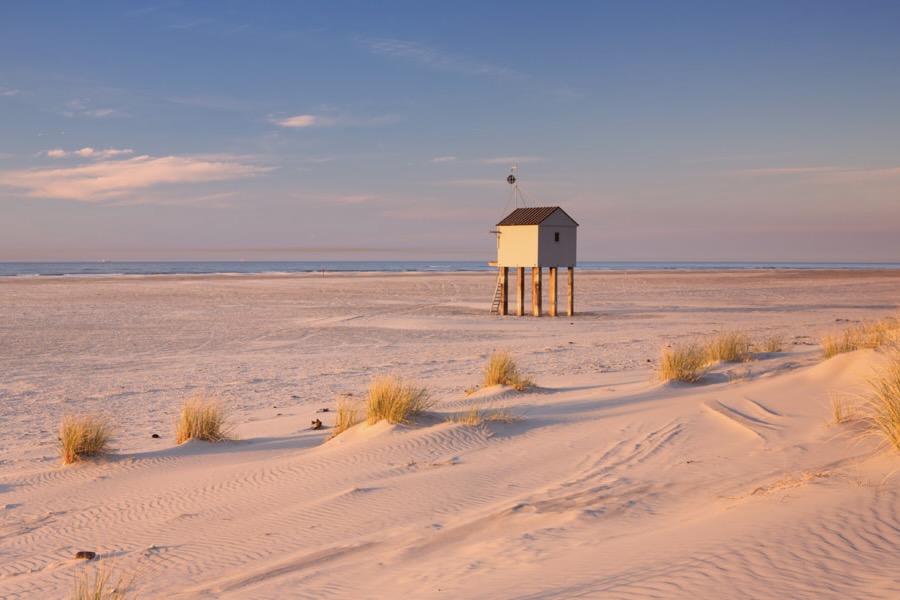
[2,261,899,277]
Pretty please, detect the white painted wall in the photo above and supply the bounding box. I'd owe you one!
[496,225,539,267]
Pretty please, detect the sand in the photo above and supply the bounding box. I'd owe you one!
[1,269,900,598]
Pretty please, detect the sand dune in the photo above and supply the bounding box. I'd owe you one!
[1,270,899,598]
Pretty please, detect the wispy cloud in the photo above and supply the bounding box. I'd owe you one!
[327,193,380,204]
[0,88,19,97]
[294,192,381,205]
[0,154,271,202]
[827,166,900,182]
[60,99,124,119]
[45,147,135,159]
[272,112,399,129]
[482,156,542,165]
[425,156,540,168]
[731,165,900,182]
[360,37,582,98]
[361,37,529,81]
[732,166,843,176]
[441,178,509,187]
[114,190,240,208]
[274,114,337,128]
[83,108,118,118]
[683,152,797,166]
[382,206,492,221]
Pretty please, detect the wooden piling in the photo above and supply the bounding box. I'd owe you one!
[549,267,558,317]
[532,267,542,317]
[500,266,509,315]
[516,267,525,316]
[567,267,574,316]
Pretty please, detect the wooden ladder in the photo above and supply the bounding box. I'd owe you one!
[490,271,503,314]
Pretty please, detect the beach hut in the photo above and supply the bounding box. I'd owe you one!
[489,206,578,317]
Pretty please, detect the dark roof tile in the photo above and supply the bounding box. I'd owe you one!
[496,206,578,226]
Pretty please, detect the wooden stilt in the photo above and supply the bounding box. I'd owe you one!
[516,267,525,316]
[500,267,509,315]
[567,267,575,317]
[532,266,542,317]
[549,267,558,317]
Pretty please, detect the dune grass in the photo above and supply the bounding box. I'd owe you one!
[864,351,900,451]
[483,351,533,391]
[822,317,900,359]
[71,564,137,600]
[330,397,361,439]
[658,343,707,383]
[704,331,753,364]
[58,414,112,465]
[829,394,857,426]
[175,395,232,444]
[365,376,435,425]
[821,329,862,359]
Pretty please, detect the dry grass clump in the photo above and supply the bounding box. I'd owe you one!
[705,331,753,363]
[863,352,900,451]
[175,395,232,444]
[366,376,435,425]
[866,317,900,347]
[821,329,862,359]
[658,343,707,383]
[71,564,137,600]
[829,393,858,426]
[58,414,112,465]
[822,317,900,359]
[483,351,533,391]
[330,397,361,438]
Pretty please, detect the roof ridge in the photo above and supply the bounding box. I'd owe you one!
[497,206,576,226]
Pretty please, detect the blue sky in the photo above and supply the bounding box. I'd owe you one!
[1,1,899,262]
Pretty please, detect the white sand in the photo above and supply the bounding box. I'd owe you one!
[1,270,900,598]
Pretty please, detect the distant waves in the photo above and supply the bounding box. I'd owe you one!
[2,260,899,277]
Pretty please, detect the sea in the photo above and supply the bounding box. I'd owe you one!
[1,261,899,277]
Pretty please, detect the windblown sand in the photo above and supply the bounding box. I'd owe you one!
[2,270,900,598]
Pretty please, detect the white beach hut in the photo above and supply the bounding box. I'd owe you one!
[490,206,578,317]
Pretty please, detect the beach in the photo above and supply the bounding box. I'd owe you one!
[2,269,900,598]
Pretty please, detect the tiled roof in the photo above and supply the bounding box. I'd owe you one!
[496,206,577,226]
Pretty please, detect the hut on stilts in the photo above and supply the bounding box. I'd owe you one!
[489,172,578,317]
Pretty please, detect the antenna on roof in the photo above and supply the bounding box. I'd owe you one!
[507,164,525,208]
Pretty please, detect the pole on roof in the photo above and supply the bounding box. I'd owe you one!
[507,165,522,208]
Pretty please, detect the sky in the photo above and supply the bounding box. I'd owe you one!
[1,1,899,262]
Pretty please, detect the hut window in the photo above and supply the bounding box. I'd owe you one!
[554,232,560,242]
